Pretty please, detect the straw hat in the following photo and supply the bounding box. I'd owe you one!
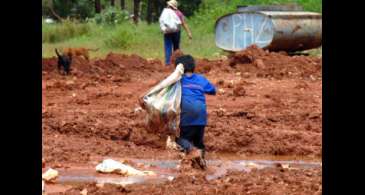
[167,0,178,9]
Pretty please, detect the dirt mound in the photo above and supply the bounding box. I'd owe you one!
[42,53,164,82]
[196,58,231,74]
[93,53,161,73]
[226,45,322,79]
[166,45,321,79]
[43,47,321,80]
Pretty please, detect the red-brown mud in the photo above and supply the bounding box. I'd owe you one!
[50,166,321,195]
[43,46,322,194]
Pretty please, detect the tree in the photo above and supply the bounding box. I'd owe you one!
[133,0,140,24]
[111,0,115,6]
[120,0,125,10]
[146,0,153,24]
[95,0,101,13]
[43,0,95,20]
[49,3,64,21]
[153,0,164,22]
[178,0,202,17]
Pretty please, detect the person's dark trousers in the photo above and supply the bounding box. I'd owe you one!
[176,125,205,156]
[164,31,181,65]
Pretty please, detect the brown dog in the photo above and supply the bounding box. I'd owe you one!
[63,47,99,61]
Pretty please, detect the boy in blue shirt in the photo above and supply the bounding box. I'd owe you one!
[174,55,216,167]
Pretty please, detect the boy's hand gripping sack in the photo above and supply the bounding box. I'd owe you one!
[142,64,184,135]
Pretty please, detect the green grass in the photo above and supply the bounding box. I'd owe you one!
[42,19,91,43]
[42,0,322,59]
[42,21,223,59]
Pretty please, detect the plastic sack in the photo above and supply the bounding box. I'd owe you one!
[159,8,181,33]
[143,64,184,135]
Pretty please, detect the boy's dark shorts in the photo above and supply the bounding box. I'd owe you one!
[177,125,205,151]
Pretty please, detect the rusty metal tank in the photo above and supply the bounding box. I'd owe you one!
[215,11,322,52]
[237,4,303,12]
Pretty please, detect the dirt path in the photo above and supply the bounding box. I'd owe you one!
[43,46,322,194]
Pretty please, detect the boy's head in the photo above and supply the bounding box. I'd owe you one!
[175,55,195,73]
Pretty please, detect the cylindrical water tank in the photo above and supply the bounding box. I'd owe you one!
[215,11,322,52]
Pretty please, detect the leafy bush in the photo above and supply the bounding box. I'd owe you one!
[42,19,91,43]
[94,7,130,25]
[71,0,95,19]
[190,0,322,34]
[43,0,95,19]
[177,0,203,17]
[103,25,135,48]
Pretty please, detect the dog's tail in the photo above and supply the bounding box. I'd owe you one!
[55,48,62,57]
[88,48,99,52]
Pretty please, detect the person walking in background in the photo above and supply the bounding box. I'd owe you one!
[159,0,192,66]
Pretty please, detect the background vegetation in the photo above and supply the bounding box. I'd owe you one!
[42,0,322,59]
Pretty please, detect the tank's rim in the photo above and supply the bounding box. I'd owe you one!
[215,11,321,30]
[236,4,304,12]
[259,11,322,19]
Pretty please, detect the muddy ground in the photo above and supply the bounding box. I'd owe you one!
[42,45,322,194]
[53,167,322,195]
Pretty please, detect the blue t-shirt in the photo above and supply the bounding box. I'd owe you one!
[180,73,216,126]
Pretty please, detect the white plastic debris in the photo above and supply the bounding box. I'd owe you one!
[167,176,175,181]
[281,163,290,169]
[96,159,155,176]
[42,168,59,182]
[241,162,264,169]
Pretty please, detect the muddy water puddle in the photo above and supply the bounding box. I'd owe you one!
[44,158,321,194]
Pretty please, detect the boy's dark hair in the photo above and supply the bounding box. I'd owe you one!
[175,55,195,73]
